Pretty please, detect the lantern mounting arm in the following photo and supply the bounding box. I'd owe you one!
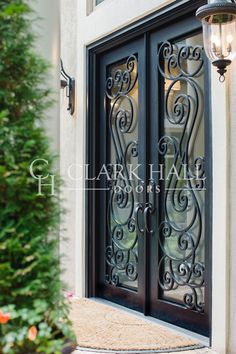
[60,59,75,115]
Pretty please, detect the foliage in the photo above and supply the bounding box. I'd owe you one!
[0,1,75,353]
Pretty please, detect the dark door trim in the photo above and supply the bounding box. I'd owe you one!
[85,0,212,339]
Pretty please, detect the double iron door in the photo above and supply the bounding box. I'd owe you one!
[92,16,211,337]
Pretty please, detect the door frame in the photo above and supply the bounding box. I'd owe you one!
[85,0,212,338]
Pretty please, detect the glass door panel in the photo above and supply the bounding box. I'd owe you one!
[148,19,211,336]
[105,56,139,290]
[157,34,206,310]
[96,38,146,313]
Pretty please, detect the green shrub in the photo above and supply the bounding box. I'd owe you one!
[0,1,75,353]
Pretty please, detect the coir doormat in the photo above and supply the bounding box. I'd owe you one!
[70,298,204,353]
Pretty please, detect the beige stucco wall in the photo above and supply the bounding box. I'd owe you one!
[211,68,230,354]
[60,0,78,294]
[32,0,60,155]
[229,59,236,354]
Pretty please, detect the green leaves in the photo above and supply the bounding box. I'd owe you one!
[0,0,74,353]
[1,3,31,16]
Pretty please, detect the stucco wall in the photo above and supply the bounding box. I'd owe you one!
[229,59,236,354]
[211,68,230,354]
[60,0,78,294]
[32,0,60,155]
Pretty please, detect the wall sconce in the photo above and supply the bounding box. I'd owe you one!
[60,59,75,115]
[196,0,236,82]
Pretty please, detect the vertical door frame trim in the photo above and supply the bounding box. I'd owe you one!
[211,68,229,353]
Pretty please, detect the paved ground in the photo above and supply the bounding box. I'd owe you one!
[73,348,218,354]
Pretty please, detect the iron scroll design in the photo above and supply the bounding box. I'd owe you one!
[157,41,205,313]
[104,55,139,287]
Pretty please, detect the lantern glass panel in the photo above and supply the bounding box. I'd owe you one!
[202,13,236,62]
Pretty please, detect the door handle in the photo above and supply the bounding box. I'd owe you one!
[144,179,156,234]
[144,203,155,235]
[135,203,144,234]
[135,180,156,235]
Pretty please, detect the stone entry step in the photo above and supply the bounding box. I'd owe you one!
[73,349,218,354]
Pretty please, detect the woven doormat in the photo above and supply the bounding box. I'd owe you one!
[70,298,204,353]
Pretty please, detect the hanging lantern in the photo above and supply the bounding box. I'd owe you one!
[196,0,236,82]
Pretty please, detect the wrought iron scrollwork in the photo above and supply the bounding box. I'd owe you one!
[157,41,205,312]
[105,55,139,287]
[105,55,138,100]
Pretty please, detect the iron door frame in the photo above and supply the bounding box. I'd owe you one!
[148,23,212,337]
[95,38,147,313]
[86,0,212,339]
